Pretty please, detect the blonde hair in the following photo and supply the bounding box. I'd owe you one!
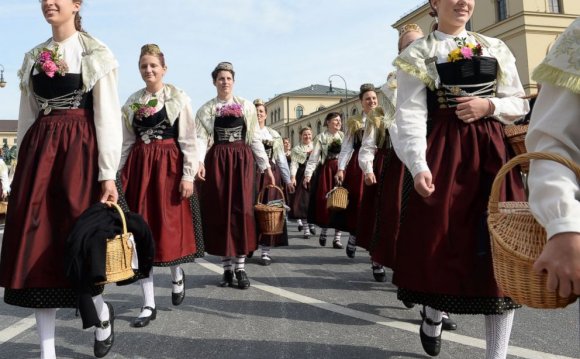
[397,23,424,52]
[139,44,166,67]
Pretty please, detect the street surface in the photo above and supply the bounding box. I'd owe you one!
[0,220,578,359]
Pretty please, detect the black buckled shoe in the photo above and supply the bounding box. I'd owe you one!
[94,302,115,358]
[420,308,457,331]
[346,243,356,258]
[220,269,234,287]
[171,269,185,306]
[319,234,327,247]
[310,226,316,235]
[332,240,343,249]
[298,224,304,232]
[235,270,250,289]
[419,316,442,357]
[403,301,416,309]
[372,265,387,282]
[303,232,310,239]
[132,306,157,328]
[260,254,272,266]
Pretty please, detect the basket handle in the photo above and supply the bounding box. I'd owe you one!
[488,152,580,212]
[257,184,286,205]
[105,201,128,235]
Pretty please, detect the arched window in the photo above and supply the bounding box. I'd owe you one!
[351,108,358,116]
[291,130,295,146]
[317,121,322,134]
[296,105,304,119]
[497,0,507,21]
[277,108,281,122]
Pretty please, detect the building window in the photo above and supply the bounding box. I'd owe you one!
[351,108,358,116]
[317,121,322,134]
[296,106,304,119]
[547,0,561,13]
[2,139,6,145]
[291,130,295,146]
[497,0,507,21]
[277,108,281,122]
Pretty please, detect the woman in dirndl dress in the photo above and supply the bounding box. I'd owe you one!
[290,127,316,238]
[253,99,294,266]
[0,1,122,357]
[119,44,202,328]
[390,0,529,357]
[303,112,344,249]
[196,62,274,289]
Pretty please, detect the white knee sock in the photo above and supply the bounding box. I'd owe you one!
[92,295,111,341]
[170,265,184,293]
[261,246,271,257]
[139,268,156,317]
[303,221,310,235]
[422,306,443,337]
[221,257,232,271]
[321,228,328,236]
[485,310,514,359]
[234,255,246,271]
[334,230,342,242]
[35,308,56,359]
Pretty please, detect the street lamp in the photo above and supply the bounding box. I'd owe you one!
[327,74,348,101]
[0,65,6,88]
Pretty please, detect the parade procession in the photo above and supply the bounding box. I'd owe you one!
[0,1,579,358]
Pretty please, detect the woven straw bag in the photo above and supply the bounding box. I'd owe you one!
[254,185,286,235]
[488,152,580,308]
[503,124,529,173]
[326,186,348,211]
[96,202,135,285]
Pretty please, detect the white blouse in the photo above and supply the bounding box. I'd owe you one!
[391,30,529,178]
[527,83,580,238]
[304,130,344,179]
[18,31,122,182]
[290,143,313,177]
[338,115,366,171]
[258,126,291,184]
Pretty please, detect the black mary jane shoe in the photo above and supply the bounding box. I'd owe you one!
[372,265,387,282]
[310,226,317,235]
[319,234,327,247]
[298,224,304,232]
[132,306,157,328]
[419,316,442,357]
[260,255,272,266]
[220,269,234,287]
[94,302,115,358]
[235,270,251,290]
[346,244,356,258]
[171,269,186,306]
[420,307,457,331]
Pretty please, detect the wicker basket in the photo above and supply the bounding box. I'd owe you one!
[255,185,286,235]
[0,201,7,214]
[503,124,529,173]
[488,152,580,308]
[326,186,348,211]
[96,202,135,285]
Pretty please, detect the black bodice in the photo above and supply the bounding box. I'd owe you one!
[214,116,246,143]
[133,107,178,143]
[32,72,92,109]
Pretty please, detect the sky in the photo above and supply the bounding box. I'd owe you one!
[0,0,428,119]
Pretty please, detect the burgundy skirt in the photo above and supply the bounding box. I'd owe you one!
[289,163,310,219]
[121,138,198,265]
[330,149,365,234]
[393,109,525,314]
[307,158,338,227]
[200,141,257,256]
[256,161,288,247]
[0,109,103,307]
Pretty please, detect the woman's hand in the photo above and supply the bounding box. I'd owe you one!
[303,176,311,189]
[364,172,377,186]
[533,232,580,298]
[335,170,344,185]
[196,162,206,181]
[291,176,297,187]
[413,171,435,197]
[286,182,296,194]
[455,97,494,123]
[265,168,275,186]
[100,180,118,203]
[180,180,194,199]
